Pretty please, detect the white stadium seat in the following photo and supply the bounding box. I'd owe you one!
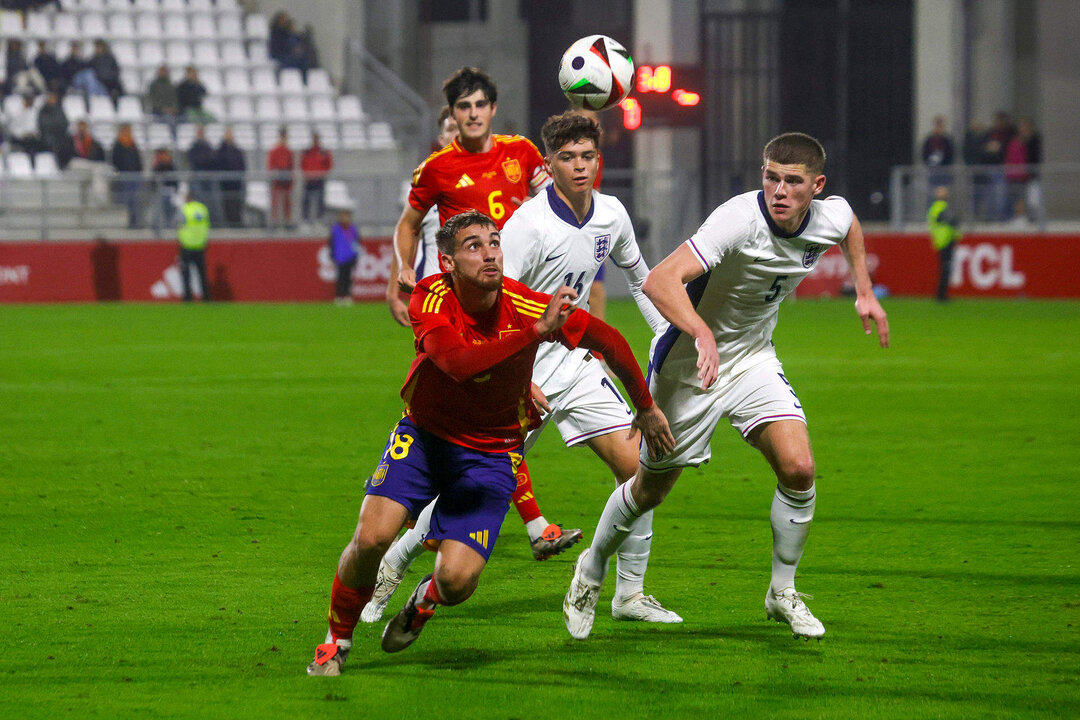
[324,181,355,211]
[223,68,251,95]
[108,14,136,40]
[203,95,226,121]
[255,96,281,119]
[34,152,61,177]
[286,123,311,151]
[147,122,174,149]
[368,122,395,150]
[112,40,138,69]
[53,14,80,41]
[205,122,224,145]
[308,96,336,122]
[0,12,20,37]
[250,67,278,95]
[217,14,242,40]
[340,122,367,150]
[176,123,196,150]
[166,41,193,67]
[314,123,340,150]
[199,68,223,95]
[116,95,143,123]
[163,14,190,40]
[244,13,269,42]
[257,122,279,149]
[190,15,216,40]
[282,97,309,122]
[306,68,334,97]
[245,180,270,214]
[63,95,88,121]
[3,94,25,118]
[25,12,51,39]
[93,123,116,149]
[80,13,107,38]
[107,0,135,12]
[230,122,256,151]
[226,96,255,122]
[337,95,363,121]
[278,68,305,97]
[122,68,143,96]
[79,0,106,11]
[135,14,163,40]
[138,42,165,71]
[193,41,222,71]
[89,95,117,123]
[160,0,187,12]
[188,0,213,12]
[220,41,247,68]
[6,153,34,178]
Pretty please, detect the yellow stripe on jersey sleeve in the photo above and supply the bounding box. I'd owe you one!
[503,289,546,312]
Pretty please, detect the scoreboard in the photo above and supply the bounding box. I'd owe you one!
[619,64,705,129]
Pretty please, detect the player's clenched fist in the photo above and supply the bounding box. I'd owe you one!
[631,405,676,461]
[535,285,578,336]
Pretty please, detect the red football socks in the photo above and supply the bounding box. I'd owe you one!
[327,573,373,642]
[511,459,543,523]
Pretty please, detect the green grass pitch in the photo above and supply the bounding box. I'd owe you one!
[1,298,1077,719]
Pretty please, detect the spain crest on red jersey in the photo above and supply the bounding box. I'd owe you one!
[502,158,522,184]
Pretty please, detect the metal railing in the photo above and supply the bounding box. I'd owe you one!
[0,169,411,240]
[888,163,1080,231]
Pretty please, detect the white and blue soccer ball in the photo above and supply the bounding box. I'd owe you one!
[558,35,635,112]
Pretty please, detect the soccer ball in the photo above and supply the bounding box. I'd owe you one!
[558,35,634,112]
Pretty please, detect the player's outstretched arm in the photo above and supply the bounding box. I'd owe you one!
[839,215,890,349]
[392,205,425,294]
[643,244,720,389]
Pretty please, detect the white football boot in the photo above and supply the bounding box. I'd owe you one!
[765,587,825,639]
[563,550,602,640]
[611,592,683,623]
[360,555,404,623]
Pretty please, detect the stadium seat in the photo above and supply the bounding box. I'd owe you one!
[189,15,216,41]
[203,95,226,121]
[25,12,51,39]
[147,122,173,149]
[79,0,106,11]
[337,95,364,121]
[244,13,269,42]
[368,122,395,150]
[108,13,136,40]
[282,98,309,123]
[6,153,34,178]
[166,41,193,68]
[34,152,60,177]
[340,122,367,150]
[138,42,165,71]
[135,14,163,41]
[199,68,223,95]
[255,96,281,120]
[163,14,190,40]
[324,181,355,211]
[217,14,243,40]
[226,96,255,122]
[62,95,88,121]
[314,123,340,150]
[309,96,336,122]
[193,41,222,70]
[306,68,334,97]
[0,12,21,37]
[116,95,143,124]
[188,0,213,12]
[2,94,24,118]
[121,68,143,97]
[247,40,270,66]
[245,180,270,215]
[52,14,80,41]
[175,123,196,150]
[286,123,312,151]
[230,122,256,151]
[89,95,117,123]
[108,0,136,12]
[93,123,116,149]
[112,40,138,69]
[80,13,107,38]
[250,67,278,96]
[220,41,247,68]
[256,122,279,149]
[205,122,224,145]
[278,68,305,98]
[223,68,251,96]
[160,0,187,12]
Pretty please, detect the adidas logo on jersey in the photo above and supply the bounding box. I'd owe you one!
[455,174,475,188]
[469,529,490,549]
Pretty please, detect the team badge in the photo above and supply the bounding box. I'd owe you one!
[502,158,522,183]
[594,234,611,263]
[370,462,388,487]
[802,243,824,268]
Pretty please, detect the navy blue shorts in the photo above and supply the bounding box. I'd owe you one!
[365,416,521,560]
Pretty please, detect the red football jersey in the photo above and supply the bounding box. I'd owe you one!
[401,274,589,452]
[408,134,550,229]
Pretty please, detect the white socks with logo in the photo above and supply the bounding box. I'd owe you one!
[770,483,815,593]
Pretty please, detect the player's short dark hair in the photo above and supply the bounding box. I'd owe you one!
[443,66,498,108]
[436,211,497,256]
[541,111,602,155]
[437,105,452,128]
[763,132,826,175]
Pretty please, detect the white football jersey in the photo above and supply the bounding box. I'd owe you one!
[650,190,854,383]
[414,206,442,280]
[502,184,664,394]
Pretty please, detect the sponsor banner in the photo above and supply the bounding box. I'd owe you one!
[0,237,395,303]
[795,233,1080,298]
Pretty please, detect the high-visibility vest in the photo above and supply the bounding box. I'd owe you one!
[178,201,210,250]
[927,199,961,251]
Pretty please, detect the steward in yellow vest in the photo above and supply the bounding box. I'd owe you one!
[927,186,961,302]
[178,196,211,302]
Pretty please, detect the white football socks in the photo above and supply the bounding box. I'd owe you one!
[613,509,653,604]
[384,499,434,574]
[524,516,549,542]
[769,483,815,593]
[582,481,642,584]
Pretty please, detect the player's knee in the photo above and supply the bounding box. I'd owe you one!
[350,525,395,559]
[432,566,479,606]
[777,456,815,491]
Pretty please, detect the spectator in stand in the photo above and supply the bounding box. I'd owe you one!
[984,111,1015,221]
[176,65,210,123]
[36,91,68,157]
[6,40,46,98]
[920,115,954,191]
[62,41,93,93]
[111,124,144,228]
[328,209,360,305]
[58,119,106,169]
[151,147,179,238]
[33,41,63,94]
[6,93,45,156]
[90,39,124,104]
[215,126,247,227]
[962,120,991,220]
[269,12,299,69]
[301,132,333,223]
[187,124,220,223]
[1004,118,1042,225]
[146,65,179,126]
[266,126,294,228]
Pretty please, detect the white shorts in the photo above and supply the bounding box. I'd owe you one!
[524,356,634,452]
[641,358,806,471]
